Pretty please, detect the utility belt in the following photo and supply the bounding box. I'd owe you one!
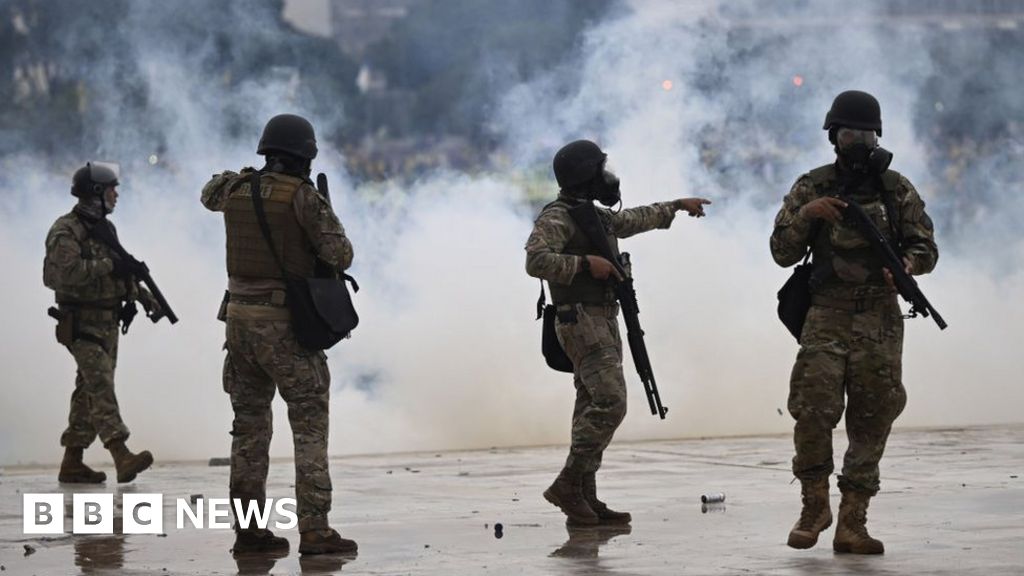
[58,304,119,323]
[811,293,892,313]
[55,298,121,318]
[218,290,290,322]
[48,305,115,352]
[554,301,620,320]
[229,290,287,306]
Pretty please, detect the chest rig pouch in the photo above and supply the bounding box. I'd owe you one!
[778,166,879,342]
[777,166,904,342]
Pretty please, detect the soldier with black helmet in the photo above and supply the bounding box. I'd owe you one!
[525,139,710,526]
[771,91,939,554]
[201,114,357,556]
[43,162,157,485]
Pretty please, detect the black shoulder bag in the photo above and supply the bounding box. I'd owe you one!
[249,172,359,350]
[776,234,819,342]
[536,280,574,373]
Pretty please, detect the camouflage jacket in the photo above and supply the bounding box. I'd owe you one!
[201,168,354,295]
[525,198,677,285]
[43,210,139,304]
[770,163,938,296]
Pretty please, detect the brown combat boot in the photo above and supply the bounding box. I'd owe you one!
[58,447,106,484]
[299,528,358,555]
[543,464,599,526]
[107,440,153,483]
[582,472,631,525]
[232,528,290,555]
[833,490,885,554]
[787,478,832,549]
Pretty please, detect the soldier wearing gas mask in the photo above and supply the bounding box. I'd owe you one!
[770,91,939,554]
[525,139,710,526]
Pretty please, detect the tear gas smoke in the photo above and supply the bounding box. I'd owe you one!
[1,0,1021,465]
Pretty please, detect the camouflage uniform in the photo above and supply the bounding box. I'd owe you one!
[44,208,145,449]
[771,164,938,495]
[526,198,677,474]
[202,168,352,533]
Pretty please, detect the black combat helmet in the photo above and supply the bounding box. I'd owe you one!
[823,90,882,136]
[257,114,318,160]
[553,139,606,190]
[71,162,119,198]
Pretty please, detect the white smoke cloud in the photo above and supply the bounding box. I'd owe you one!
[1,0,1021,466]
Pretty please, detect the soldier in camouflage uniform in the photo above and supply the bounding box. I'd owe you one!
[771,91,939,554]
[44,163,156,484]
[201,114,356,556]
[526,140,710,525]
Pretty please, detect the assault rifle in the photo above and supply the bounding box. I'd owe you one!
[89,219,178,326]
[842,199,947,330]
[568,201,668,419]
[314,173,361,292]
[316,172,332,205]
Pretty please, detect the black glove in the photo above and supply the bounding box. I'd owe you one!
[120,300,138,335]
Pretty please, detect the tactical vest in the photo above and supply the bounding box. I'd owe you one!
[544,201,619,305]
[45,212,128,305]
[806,164,902,287]
[224,173,315,280]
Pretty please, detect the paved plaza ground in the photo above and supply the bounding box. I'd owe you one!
[1,425,1021,575]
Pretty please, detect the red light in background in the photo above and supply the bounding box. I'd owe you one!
[792,75,804,87]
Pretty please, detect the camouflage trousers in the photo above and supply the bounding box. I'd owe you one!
[788,295,907,495]
[60,312,130,449]
[555,304,627,474]
[223,314,333,532]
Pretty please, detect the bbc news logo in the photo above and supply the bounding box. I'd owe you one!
[23,494,297,534]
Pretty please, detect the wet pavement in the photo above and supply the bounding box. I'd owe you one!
[0,425,1021,575]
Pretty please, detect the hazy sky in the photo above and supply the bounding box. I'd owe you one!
[1,1,1021,466]
[283,0,331,37]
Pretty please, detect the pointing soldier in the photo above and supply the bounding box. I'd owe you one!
[525,140,710,526]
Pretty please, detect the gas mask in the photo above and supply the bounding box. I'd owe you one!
[835,128,892,174]
[592,162,621,208]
